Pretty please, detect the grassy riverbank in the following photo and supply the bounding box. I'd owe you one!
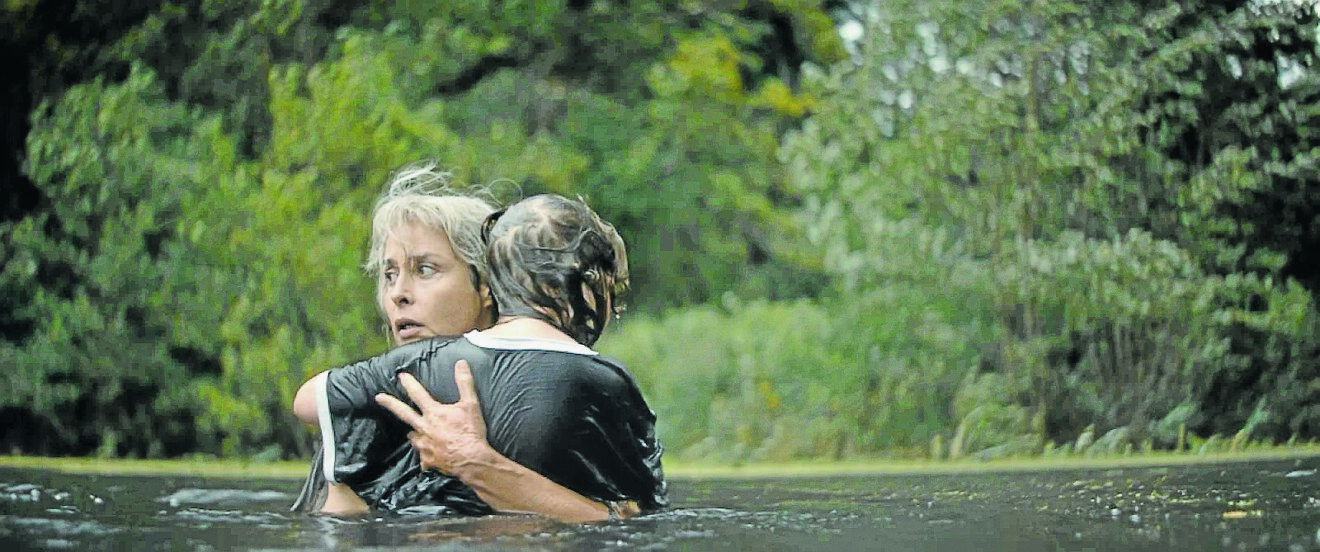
[4,446,1320,481]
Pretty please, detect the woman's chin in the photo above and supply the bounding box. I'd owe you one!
[395,326,432,344]
[395,332,429,345]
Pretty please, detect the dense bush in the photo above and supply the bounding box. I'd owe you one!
[1,0,837,457]
[776,0,1320,458]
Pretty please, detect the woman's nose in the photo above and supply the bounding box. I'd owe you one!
[388,275,412,305]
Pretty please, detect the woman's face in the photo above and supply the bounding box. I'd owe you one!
[379,219,492,346]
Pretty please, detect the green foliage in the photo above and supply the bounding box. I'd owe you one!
[3,67,204,456]
[778,0,1320,459]
[602,287,994,461]
[602,300,864,462]
[3,0,841,457]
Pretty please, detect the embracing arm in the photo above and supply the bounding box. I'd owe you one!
[375,363,638,523]
[448,437,630,522]
[291,371,372,515]
[293,372,326,425]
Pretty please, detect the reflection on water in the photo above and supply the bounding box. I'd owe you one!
[3,457,1320,550]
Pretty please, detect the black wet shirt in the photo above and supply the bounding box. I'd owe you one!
[292,332,667,515]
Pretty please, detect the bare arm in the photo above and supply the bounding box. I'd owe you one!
[375,363,638,523]
[293,372,373,515]
[293,372,326,425]
[321,483,369,515]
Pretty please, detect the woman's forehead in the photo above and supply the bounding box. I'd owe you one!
[384,221,456,259]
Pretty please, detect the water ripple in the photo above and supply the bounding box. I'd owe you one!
[156,488,290,507]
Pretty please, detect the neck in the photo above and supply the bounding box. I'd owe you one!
[484,316,575,343]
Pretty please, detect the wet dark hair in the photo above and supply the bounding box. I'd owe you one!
[483,194,629,347]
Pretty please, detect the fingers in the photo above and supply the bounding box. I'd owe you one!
[375,392,422,429]
[407,431,439,473]
[453,360,478,404]
[378,363,476,430]
[396,372,440,413]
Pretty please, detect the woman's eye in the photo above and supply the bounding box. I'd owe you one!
[418,264,437,277]
[382,269,398,283]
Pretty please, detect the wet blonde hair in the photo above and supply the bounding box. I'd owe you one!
[366,164,497,313]
[483,194,629,347]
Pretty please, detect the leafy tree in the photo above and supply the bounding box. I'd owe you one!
[1095,0,1320,438]
[781,0,1318,457]
[3,69,207,456]
[2,0,844,457]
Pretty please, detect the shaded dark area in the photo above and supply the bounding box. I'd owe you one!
[1136,1,1320,280]
[0,53,40,226]
[1,0,164,218]
[0,0,359,459]
[740,4,807,89]
[1140,1,1320,444]
[64,378,191,458]
[435,54,525,95]
[1028,0,1320,449]
[1,0,162,346]
[0,409,59,456]
[1202,325,1320,438]
[168,346,223,377]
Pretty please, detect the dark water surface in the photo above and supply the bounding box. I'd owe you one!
[3,456,1320,551]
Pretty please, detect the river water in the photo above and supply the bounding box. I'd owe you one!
[2,456,1320,550]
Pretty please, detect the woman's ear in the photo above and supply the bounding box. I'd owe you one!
[478,282,499,327]
[480,282,494,310]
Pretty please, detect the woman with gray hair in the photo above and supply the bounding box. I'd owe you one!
[293,193,666,521]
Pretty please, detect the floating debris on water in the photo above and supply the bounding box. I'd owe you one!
[1222,510,1263,520]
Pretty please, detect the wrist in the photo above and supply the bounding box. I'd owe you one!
[450,442,502,482]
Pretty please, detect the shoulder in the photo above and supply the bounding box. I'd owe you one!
[377,335,467,366]
[562,354,644,399]
[405,335,467,356]
[479,347,633,391]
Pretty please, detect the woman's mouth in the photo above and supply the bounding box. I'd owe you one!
[395,321,426,341]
